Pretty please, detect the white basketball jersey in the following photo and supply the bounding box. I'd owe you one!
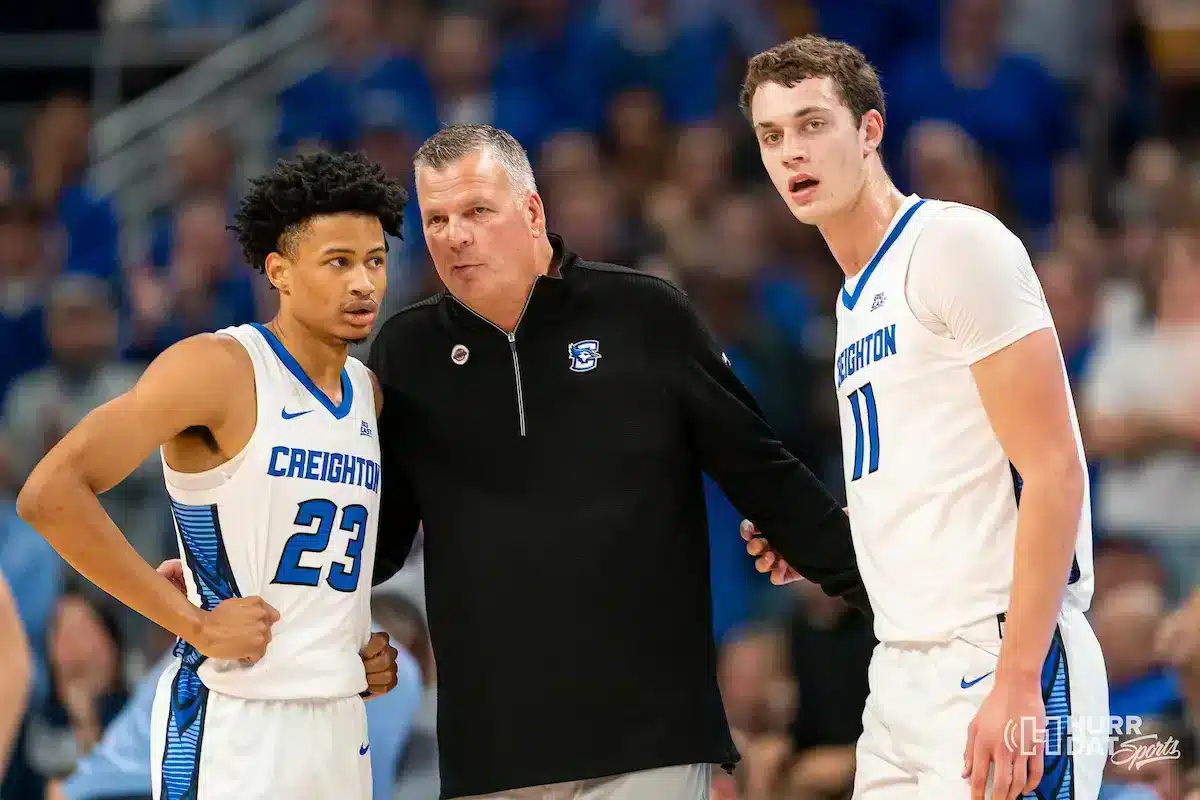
[833,196,1094,643]
[161,323,380,700]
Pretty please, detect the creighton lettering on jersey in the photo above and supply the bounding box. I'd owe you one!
[160,322,381,702]
[266,446,381,492]
[835,324,897,389]
[832,195,1094,644]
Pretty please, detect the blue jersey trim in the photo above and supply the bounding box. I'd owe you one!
[171,500,241,611]
[251,322,354,420]
[1036,625,1074,798]
[159,664,210,800]
[841,198,927,311]
[170,500,242,671]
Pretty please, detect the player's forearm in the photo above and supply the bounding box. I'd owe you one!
[997,463,1084,683]
[17,470,204,643]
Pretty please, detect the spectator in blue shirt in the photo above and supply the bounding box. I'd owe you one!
[1092,581,1185,723]
[21,96,120,288]
[146,121,238,273]
[592,0,748,128]
[495,0,609,135]
[4,589,129,800]
[0,201,51,411]
[420,13,555,156]
[123,197,259,362]
[277,0,428,153]
[807,0,942,82]
[883,0,1083,244]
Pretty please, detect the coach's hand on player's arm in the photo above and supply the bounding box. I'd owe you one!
[740,520,801,585]
[741,512,848,586]
[360,631,399,699]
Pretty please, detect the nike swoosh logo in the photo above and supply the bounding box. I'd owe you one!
[281,409,312,420]
[960,671,995,689]
[359,743,370,755]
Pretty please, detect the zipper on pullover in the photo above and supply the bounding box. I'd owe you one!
[452,280,538,437]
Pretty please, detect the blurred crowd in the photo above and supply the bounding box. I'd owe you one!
[1,0,1199,798]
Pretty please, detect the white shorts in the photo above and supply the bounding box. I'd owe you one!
[150,659,372,800]
[853,604,1108,799]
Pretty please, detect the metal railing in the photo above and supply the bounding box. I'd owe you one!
[87,0,326,264]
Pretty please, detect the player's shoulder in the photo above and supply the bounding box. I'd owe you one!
[149,331,254,382]
[125,332,255,418]
[914,200,1024,252]
[904,201,1041,314]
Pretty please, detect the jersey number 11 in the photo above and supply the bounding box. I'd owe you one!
[848,382,880,482]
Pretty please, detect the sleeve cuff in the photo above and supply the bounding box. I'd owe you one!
[964,319,1052,365]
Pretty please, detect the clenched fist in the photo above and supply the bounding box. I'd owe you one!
[360,631,399,699]
[193,597,280,664]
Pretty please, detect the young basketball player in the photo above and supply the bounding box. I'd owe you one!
[17,150,408,799]
[739,36,1107,800]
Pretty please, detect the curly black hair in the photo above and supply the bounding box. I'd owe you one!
[231,150,409,274]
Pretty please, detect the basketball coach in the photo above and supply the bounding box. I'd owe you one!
[368,124,870,800]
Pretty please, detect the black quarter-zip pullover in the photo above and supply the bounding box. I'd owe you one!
[367,234,869,799]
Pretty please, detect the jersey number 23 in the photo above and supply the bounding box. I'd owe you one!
[272,498,367,592]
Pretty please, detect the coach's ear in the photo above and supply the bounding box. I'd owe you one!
[264,251,291,294]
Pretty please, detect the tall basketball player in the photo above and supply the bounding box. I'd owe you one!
[738,36,1107,800]
[17,151,409,799]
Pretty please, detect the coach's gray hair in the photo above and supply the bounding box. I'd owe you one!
[413,124,537,200]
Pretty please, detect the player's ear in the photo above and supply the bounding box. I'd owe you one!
[861,109,884,157]
[264,252,290,294]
